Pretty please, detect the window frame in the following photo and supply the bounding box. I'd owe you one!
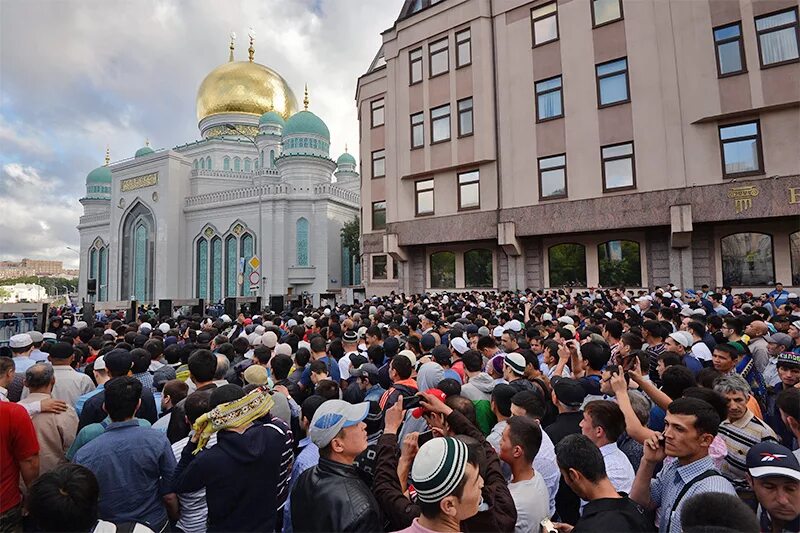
[720,232,776,287]
[457,97,474,137]
[535,75,564,122]
[718,119,764,179]
[429,37,450,78]
[595,57,630,108]
[371,200,387,231]
[457,170,480,211]
[538,153,568,201]
[370,98,385,128]
[372,254,388,280]
[409,47,424,85]
[415,178,435,217]
[411,112,425,149]
[591,0,624,28]
[601,141,637,193]
[713,22,747,77]
[531,2,559,48]
[430,104,452,144]
[755,7,800,69]
[371,149,386,179]
[455,28,472,68]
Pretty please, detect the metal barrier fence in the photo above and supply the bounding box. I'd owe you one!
[0,317,38,346]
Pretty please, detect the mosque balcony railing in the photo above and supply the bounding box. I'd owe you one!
[185,181,359,209]
[190,168,280,180]
[78,213,111,226]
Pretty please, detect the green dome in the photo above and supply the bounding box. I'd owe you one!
[135,146,155,157]
[86,165,112,184]
[336,152,356,166]
[259,110,286,126]
[284,110,330,140]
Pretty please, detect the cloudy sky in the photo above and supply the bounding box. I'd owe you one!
[0,0,402,268]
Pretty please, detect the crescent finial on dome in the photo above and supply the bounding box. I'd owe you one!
[248,27,255,62]
[303,84,309,110]
[104,146,110,166]
[229,31,236,62]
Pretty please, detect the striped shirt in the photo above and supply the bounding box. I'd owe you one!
[718,410,778,490]
[171,433,217,533]
[650,455,737,533]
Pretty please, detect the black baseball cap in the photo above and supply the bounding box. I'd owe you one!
[747,441,800,482]
[552,377,587,408]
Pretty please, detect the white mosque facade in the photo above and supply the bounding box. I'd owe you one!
[77,40,361,308]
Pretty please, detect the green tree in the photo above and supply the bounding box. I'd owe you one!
[0,276,77,296]
[340,216,360,258]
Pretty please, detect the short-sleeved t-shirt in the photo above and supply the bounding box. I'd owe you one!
[1,402,40,512]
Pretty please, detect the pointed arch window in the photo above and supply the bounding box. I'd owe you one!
[234,157,241,172]
[430,251,456,288]
[97,246,107,302]
[244,158,252,171]
[210,236,223,303]
[270,150,276,167]
[296,218,309,266]
[223,156,230,171]
[121,203,154,301]
[196,238,208,299]
[241,233,255,296]
[193,159,199,170]
[200,158,205,170]
[206,156,211,170]
[225,235,238,297]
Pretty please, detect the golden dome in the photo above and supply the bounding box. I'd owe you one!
[196,60,299,123]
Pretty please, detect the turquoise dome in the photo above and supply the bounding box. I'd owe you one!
[336,152,356,166]
[284,110,330,140]
[86,165,112,184]
[259,110,286,126]
[135,146,155,157]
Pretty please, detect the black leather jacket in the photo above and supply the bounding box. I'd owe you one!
[290,456,384,532]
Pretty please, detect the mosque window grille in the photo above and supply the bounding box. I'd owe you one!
[296,217,310,266]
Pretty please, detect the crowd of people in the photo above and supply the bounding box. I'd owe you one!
[1,283,799,533]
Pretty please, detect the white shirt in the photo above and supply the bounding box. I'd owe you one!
[339,351,358,382]
[580,442,635,513]
[508,473,550,533]
[487,420,507,454]
[533,427,560,518]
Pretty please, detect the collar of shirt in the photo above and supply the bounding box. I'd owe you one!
[24,392,51,402]
[599,442,621,457]
[104,419,142,431]
[674,455,715,484]
[729,409,754,429]
[298,436,313,448]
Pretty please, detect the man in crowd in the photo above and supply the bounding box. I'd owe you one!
[579,400,635,499]
[22,341,94,407]
[746,441,800,533]
[0,399,39,531]
[18,364,78,475]
[74,377,177,532]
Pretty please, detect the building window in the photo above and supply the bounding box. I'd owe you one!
[596,58,629,107]
[234,157,241,172]
[458,170,480,210]
[457,98,474,136]
[206,156,211,170]
[721,233,775,286]
[193,160,198,170]
[121,202,154,302]
[548,244,587,287]
[392,259,399,279]
[464,249,493,288]
[244,158,251,171]
[210,236,223,303]
[598,240,642,287]
[531,3,558,46]
[372,201,386,230]
[431,104,451,143]
[371,149,386,178]
[411,112,425,148]
[415,179,434,216]
[791,231,800,286]
[755,8,799,67]
[535,75,563,121]
[592,0,623,27]
[714,23,746,76]
[372,255,388,280]
[410,47,423,84]
[601,142,636,191]
[430,251,456,288]
[196,238,208,299]
[296,218,309,266]
[456,29,471,67]
[223,156,230,170]
[371,98,385,127]
[538,154,567,199]
[98,246,107,302]
[719,121,763,178]
[429,38,449,77]
[225,235,237,297]
[240,233,254,296]
[200,158,205,170]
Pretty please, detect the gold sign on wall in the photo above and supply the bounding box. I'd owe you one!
[789,187,800,205]
[728,185,758,214]
[121,172,159,192]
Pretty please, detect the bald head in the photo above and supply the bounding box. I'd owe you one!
[25,363,55,392]
[747,320,768,337]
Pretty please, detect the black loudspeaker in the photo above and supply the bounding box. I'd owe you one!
[82,302,95,329]
[269,295,284,313]
[87,278,97,295]
[158,299,172,319]
[224,298,237,320]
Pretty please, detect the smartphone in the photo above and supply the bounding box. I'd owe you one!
[540,518,558,533]
[401,395,423,410]
[417,430,435,446]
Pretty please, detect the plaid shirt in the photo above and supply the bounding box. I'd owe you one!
[650,455,736,533]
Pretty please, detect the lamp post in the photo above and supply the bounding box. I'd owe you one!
[225,124,264,306]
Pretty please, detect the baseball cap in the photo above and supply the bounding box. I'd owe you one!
[412,388,446,418]
[308,400,370,448]
[552,377,587,407]
[8,333,32,349]
[355,363,379,381]
[450,337,468,355]
[746,441,800,482]
[504,352,527,376]
[777,351,800,368]
[93,356,107,371]
[765,332,793,350]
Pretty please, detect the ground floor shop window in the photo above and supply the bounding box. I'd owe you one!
[548,244,587,287]
[430,251,456,288]
[721,232,774,286]
[598,240,641,287]
[791,231,800,286]
[464,249,493,288]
